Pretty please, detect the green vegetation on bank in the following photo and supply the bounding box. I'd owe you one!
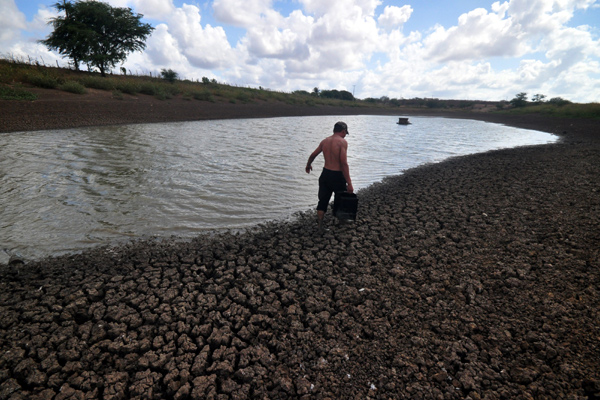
[0,84,38,100]
[362,93,598,119]
[1,55,598,119]
[505,92,600,119]
[502,101,600,119]
[0,56,366,108]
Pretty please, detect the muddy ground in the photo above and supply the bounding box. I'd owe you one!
[1,91,599,399]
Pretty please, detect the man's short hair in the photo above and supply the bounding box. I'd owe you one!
[334,121,348,133]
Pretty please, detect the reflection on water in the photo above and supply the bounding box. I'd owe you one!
[0,115,556,262]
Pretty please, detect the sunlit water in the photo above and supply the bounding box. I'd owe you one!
[1,115,556,263]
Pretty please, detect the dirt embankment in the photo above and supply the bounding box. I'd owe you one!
[0,87,401,133]
[0,90,599,399]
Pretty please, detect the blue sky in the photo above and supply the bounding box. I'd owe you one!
[2,0,599,102]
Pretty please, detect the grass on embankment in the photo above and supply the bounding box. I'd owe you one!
[502,102,600,119]
[0,56,365,108]
[1,55,598,120]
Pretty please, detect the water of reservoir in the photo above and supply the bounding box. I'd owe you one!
[0,115,557,263]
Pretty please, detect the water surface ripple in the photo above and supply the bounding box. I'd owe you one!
[0,115,556,262]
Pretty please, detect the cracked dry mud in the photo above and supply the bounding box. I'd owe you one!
[0,110,599,399]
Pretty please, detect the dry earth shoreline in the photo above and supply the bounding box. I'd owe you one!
[0,90,599,399]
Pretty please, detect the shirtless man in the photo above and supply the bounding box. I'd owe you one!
[305,121,354,230]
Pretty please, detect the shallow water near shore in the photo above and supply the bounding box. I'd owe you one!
[0,115,556,263]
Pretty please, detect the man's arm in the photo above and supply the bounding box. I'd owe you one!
[339,141,353,193]
[305,142,323,173]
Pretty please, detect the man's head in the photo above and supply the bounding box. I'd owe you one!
[333,121,349,135]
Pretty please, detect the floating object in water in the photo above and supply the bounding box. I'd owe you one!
[397,117,410,125]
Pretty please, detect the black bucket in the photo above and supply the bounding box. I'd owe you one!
[333,192,358,221]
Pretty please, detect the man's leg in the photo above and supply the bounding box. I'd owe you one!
[317,189,332,231]
[316,170,338,232]
[317,210,325,229]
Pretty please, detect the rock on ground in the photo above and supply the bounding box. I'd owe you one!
[0,110,599,399]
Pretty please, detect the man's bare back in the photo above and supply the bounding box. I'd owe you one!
[319,134,347,171]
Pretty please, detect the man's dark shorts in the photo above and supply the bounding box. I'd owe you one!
[317,168,347,212]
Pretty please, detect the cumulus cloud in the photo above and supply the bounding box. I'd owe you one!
[244,27,310,60]
[387,0,600,102]
[0,0,60,64]
[129,0,175,20]
[213,0,274,27]
[104,0,175,20]
[378,5,413,31]
[120,2,236,72]
[28,5,55,33]
[163,4,235,69]
[238,10,312,60]
[4,0,599,102]
[423,7,528,62]
[0,0,26,43]
[223,0,384,81]
[300,0,381,17]
[422,0,598,63]
[142,24,186,67]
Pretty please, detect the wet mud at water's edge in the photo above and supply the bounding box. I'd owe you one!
[0,112,599,399]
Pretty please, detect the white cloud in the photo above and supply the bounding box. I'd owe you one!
[378,5,413,31]
[142,24,186,67]
[421,0,598,64]
[4,0,600,102]
[104,0,175,19]
[213,0,274,27]
[292,1,381,73]
[423,7,528,62]
[225,0,384,82]
[370,0,599,103]
[300,0,381,17]
[143,4,236,70]
[239,10,312,60]
[0,1,60,65]
[244,27,310,60]
[29,6,55,33]
[129,0,175,20]
[0,0,26,42]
